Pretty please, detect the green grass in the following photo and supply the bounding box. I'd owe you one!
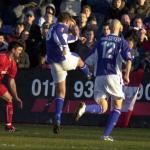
[0,124,150,150]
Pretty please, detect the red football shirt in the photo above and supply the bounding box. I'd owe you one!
[0,53,17,80]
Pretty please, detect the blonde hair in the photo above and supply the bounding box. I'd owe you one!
[110,19,123,33]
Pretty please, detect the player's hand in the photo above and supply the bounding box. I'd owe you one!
[16,98,23,109]
[123,74,130,85]
[79,37,87,44]
[62,48,67,56]
[71,25,80,37]
[74,25,80,37]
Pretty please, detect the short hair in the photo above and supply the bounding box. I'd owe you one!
[42,22,51,29]
[8,41,24,51]
[57,12,72,23]
[103,23,110,28]
[110,19,122,30]
[16,22,25,26]
[82,5,92,12]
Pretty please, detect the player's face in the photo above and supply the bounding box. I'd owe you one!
[67,19,76,29]
[13,47,23,58]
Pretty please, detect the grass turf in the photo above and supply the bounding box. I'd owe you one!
[0,124,150,150]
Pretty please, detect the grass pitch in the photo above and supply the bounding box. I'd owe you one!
[0,124,150,150]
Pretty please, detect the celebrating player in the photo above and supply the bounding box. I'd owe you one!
[46,12,91,134]
[75,19,132,141]
[0,41,23,132]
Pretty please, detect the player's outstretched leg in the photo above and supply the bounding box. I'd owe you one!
[75,102,103,121]
[75,102,86,121]
[77,58,92,79]
[53,97,64,134]
[79,63,92,79]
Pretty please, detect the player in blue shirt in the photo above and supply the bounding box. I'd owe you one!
[75,19,132,141]
[46,12,91,134]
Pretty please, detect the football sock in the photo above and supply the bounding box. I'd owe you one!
[6,102,13,127]
[85,104,103,114]
[54,98,64,124]
[79,64,91,77]
[103,109,121,136]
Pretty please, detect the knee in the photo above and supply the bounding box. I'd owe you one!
[5,97,13,103]
[101,104,108,113]
[97,99,108,113]
[56,90,66,99]
[2,93,13,103]
[7,99,13,103]
[113,98,123,110]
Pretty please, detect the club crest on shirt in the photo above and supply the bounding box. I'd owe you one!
[60,27,64,33]
[127,52,132,59]
[1,71,7,74]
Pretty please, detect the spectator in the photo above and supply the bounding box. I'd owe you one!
[41,22,51,38]
[17,50,30,69]
[34,7,45,27]
[126,37,139,70]
[128,0,150,20]
[138,28,148,43]
[60,0,82,17]
[121,14,132,38]
[101,23,111,37]
[45,3,57,23]
[45,3,56,16]
[37,22,51,69]
[108,0,128,20]
[133,17,147,31]
[23,9,42,67]
[44,12,54,25]
[0,32,8,52]
[82,5,93,21]
[86,16,99,36]
[76,29,96,59]
[24,10,36,31]
[78,13,88,35]
[136,29,149,70]
[7,22,25,43]
[20,30,30,41]
[142,51,150,72]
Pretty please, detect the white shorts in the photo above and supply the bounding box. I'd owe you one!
[51,52,79,83]
[94,75,124,103]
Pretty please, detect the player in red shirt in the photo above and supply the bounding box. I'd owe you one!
[0,41,23,132]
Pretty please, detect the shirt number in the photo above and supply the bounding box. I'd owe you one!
[102,41,115,59]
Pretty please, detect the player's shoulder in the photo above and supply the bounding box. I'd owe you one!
[120,37,129,46]
[57,23,68,32]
